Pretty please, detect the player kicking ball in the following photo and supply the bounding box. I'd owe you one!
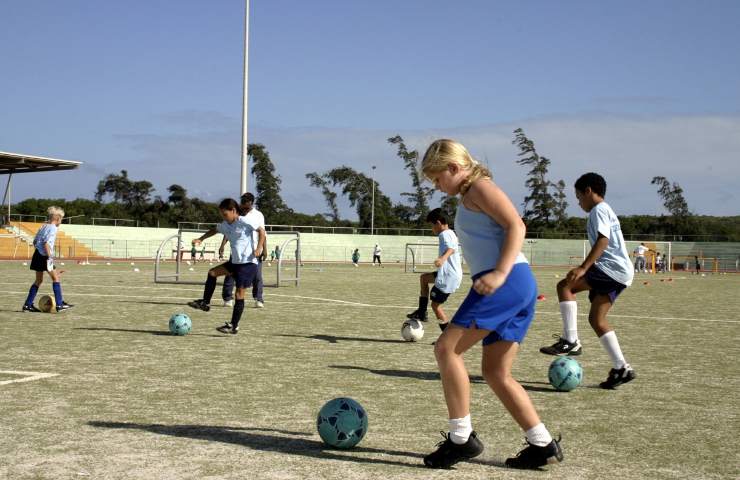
[406,208,462,333]
[187,198,264,334]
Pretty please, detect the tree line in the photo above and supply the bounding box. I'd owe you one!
[10,130,739,241]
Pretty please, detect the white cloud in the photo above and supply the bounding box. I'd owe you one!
[8,113,740,218]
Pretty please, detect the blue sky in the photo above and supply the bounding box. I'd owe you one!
[1,0,739,217]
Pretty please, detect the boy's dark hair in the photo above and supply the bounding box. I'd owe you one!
[240,192,255,204]
[218,198,240,211]
[574,172,607,197]
[426,208,448,225]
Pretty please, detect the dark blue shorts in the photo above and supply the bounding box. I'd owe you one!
[30,250,49,272]
[451,263,537,345]
[223,261,258,289]
[586,265,627,304]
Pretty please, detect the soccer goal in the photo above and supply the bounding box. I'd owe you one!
[587,240,673,273]
[154,225,301,287]
[404,243,440,273]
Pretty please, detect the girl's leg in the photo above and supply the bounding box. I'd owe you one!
[230,286,247,331]
[203,265,229,304]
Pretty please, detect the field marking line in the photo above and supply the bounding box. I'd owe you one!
[0,370,59,386]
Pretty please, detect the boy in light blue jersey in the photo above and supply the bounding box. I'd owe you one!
[407,208,462,331]
[22,206,73,312]
[188,198,264,334]
[540,172,636,390]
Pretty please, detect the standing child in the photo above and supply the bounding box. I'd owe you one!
[200,245,206,262]
[420,139,562,470]
[540,172,636,389]
[351,248,360,267]
[372,244,382,266]
[22,206,73,312]
[188,198,264,334]
[190,243,197,263]
[406,208,462,332]
[694,256,701,274]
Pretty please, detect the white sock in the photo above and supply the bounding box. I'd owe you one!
[525,423,553,447]
[559,301,578,343]
[449,414,472,445]
[599,331,627,369]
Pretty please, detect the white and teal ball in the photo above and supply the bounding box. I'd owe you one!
[548,357,583,391]
[401,319,424,342]
[169,313,192,336]
[317,397,368,449]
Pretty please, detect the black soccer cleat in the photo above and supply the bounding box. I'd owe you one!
[505,436,564,469]
[22,304,41,313]
[216,322,238,335]
[56,303,73,313]
[599,366,636,389]
[406,310,428,322]
[188,299,210,312]
[539,335,582,356]
[423,431,484,469]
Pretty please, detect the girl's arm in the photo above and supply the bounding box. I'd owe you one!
[192,227,218,246]
[465,179,526,295]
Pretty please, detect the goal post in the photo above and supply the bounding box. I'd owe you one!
[585,240,673,273]
[404,243,439,273]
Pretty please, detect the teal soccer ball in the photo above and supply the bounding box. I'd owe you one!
[169,313,192,336]
[317,397,368,449]
[548,357,583,391]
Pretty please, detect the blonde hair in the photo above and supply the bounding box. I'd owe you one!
[421,139,491,195]
[47,206,65,221]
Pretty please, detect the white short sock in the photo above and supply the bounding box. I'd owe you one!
[449,414,472,445]
[559,301,578,343]
[599,331,627,369]
[525,423,553,447]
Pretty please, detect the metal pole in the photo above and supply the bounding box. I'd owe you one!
[370,165,376,235]
[240,0,250,195]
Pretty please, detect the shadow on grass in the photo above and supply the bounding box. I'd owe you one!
[331,366,565,393]
[118,300,190,307]
[87,421,428,469]
[74,327,226,338]
[278,334,408,344]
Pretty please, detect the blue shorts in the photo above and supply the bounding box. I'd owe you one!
[586,265,627,304]
[451,263,537,345]
[223,261,258,289]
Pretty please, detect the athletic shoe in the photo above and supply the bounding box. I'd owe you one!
[188,299,210,312]
[22,304,41,313]
[423,431,484,469]
[255,300,264,308]
[56,303,73,313]
[539,335,582,356]
[223,299,234,307]
[599,366,636,389]
[216,322,238,335]
[406,310,428,322]
[505,436,563,469]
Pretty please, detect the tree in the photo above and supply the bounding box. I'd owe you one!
[512,128,566,231]
[305,172,340,222]
[651,176,691,217]
[95,170,153,211]
[388,135,434,225]
[325,166,395,230]
[552,179,569,228]
[249,143,292,221]
[167,184,188,207]
[439,195,459,226]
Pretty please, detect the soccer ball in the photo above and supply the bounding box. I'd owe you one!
[548,357,583,391]
[38,295,56,313]
[169,313,192,336]
[401,319,424,342]
[317,397,368,449]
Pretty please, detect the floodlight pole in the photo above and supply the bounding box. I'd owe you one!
[370,165,376,235]
[240,0,250,195]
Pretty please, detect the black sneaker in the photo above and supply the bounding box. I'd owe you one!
[505,436,564,469]
[539,335,582,356]
[406,310,428,322]
[423,431,484,469]
[599,366,636,389]
[188,299,210,312]
[61,301,74,308]
[56,303,73,313]
[22,304,41,313]
[216,322,238,334]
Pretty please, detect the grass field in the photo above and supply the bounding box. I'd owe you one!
[1,260,738,479]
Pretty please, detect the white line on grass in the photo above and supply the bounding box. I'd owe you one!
[0,370,59,386]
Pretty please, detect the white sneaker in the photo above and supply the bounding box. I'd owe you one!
[255,300,265,308]
[224,299,234,307]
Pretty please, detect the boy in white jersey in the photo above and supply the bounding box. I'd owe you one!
[540,172,636,389]
[22,206,73,312]
[188,198,264,334]
[406,208,462,332]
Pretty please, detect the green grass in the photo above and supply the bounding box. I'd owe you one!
[1,261,738,479]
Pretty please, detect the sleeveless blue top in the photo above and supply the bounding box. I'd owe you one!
[455,200,528,277]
